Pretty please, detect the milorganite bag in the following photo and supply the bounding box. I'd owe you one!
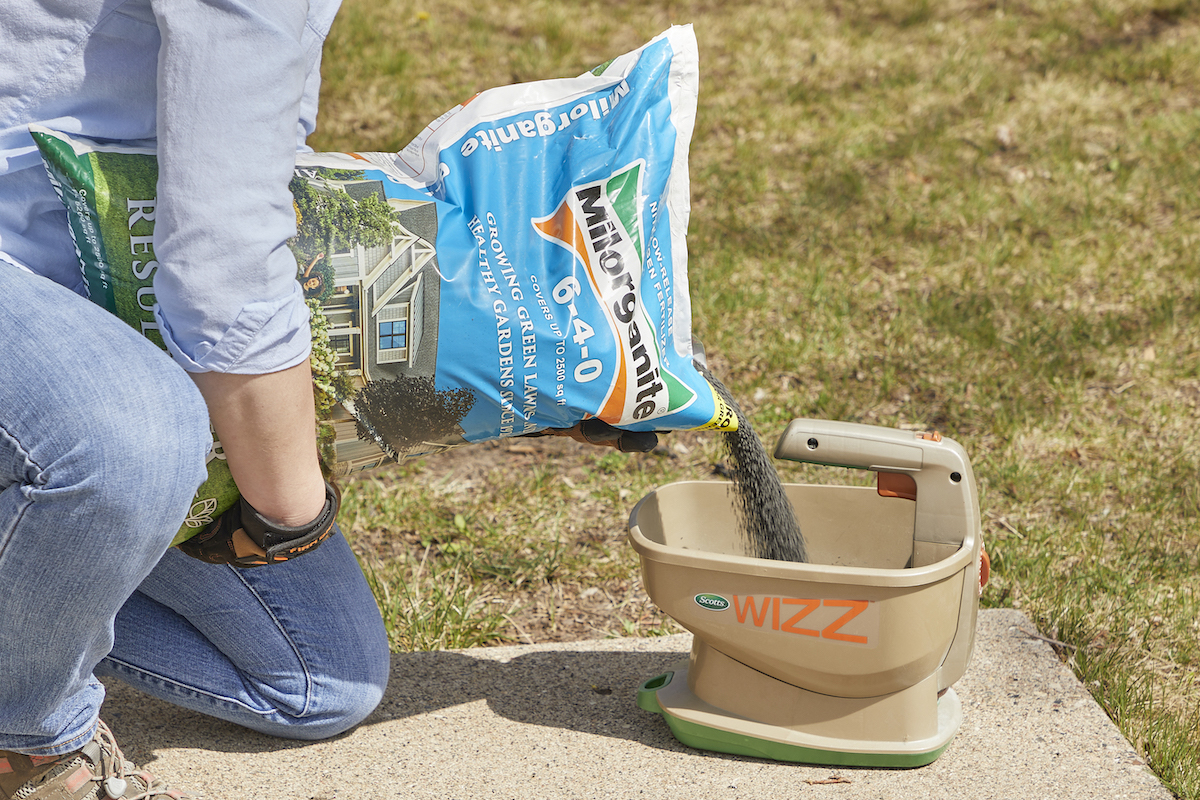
[33,25,734,546]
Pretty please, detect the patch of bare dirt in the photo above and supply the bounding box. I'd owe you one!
[347,431,714,646]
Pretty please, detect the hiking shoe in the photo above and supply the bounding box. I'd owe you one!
[0,720,191,799]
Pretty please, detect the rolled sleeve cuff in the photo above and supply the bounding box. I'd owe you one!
[156,282,312,374]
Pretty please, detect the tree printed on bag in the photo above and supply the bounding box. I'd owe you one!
[352,375,476,457]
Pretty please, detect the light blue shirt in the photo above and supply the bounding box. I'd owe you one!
[0,0,341,374]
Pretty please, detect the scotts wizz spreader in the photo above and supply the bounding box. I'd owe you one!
[631,419,988,767]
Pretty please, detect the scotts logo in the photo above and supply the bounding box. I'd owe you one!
[533,161,698,426]
[694,593,730,611]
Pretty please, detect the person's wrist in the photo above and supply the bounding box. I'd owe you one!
[240,469,328,527]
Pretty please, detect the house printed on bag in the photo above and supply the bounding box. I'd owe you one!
[292,170,452,472]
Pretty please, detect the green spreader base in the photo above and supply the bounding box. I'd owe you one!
[637,668,960,769]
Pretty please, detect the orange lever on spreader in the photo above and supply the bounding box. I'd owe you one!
[877,471,918,501]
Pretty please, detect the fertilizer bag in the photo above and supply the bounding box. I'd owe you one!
[33,26,732,545]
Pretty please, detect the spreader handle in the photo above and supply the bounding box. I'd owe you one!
[774,419,929,471]
[774,419,978,547]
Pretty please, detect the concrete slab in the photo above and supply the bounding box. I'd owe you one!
[101,609,1172,799]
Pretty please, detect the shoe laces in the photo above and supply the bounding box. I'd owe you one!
[95,721,191,800]
[12,721,189,800]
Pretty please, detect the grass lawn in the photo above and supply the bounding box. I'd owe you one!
[312,1,1200,796]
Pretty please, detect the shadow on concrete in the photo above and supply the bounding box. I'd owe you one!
[102,645,693,766]
[369,648,689,733]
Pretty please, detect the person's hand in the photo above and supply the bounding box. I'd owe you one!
[177,516,266,566]
[178,481,341,568]
[529,418,659,453]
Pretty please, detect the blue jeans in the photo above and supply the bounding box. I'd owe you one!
[0,263,389,756]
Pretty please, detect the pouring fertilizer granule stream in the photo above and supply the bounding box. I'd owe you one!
[630,419,988,767]
[699,365,808,563]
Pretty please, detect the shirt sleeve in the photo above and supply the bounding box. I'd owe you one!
[149,0,332,374]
